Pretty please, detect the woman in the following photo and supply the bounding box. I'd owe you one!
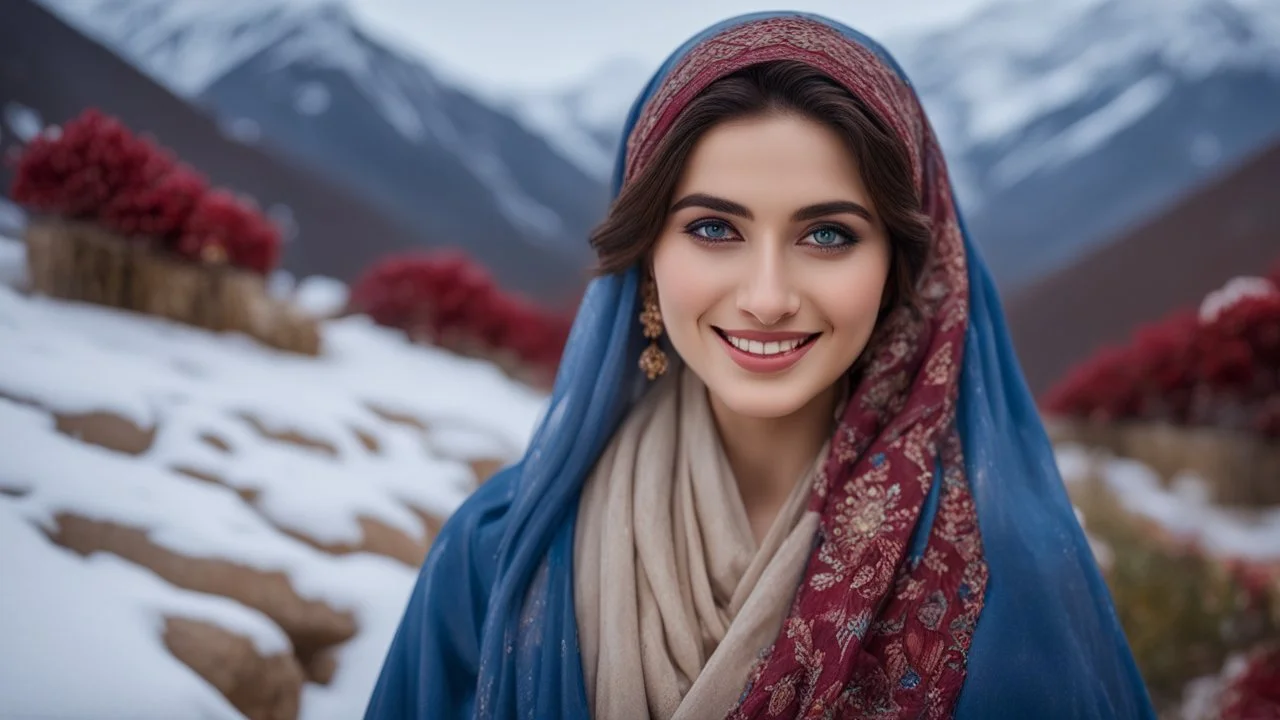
[366,12,1154,719]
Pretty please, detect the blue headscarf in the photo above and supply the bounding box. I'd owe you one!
[365,12,1154,719]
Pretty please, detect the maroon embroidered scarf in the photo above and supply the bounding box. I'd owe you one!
[623,17,989,718]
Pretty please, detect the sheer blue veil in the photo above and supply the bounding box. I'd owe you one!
[365,12,1154,719]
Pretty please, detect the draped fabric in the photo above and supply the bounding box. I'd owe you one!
[365,11,1156,720]
[574,366,827,719]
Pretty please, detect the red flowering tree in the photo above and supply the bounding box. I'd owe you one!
[10,108,280,274]
[177,190,281,274]
[11,109,174,221]
[1043,271,1280,437]
[349,252,574,382]
[1215,644,1280,720]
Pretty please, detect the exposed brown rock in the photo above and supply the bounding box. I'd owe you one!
[353,427,381,454]
[0,391,156,457]
[410,508,447,550]
[239,412,338,457]
[171,465,260,504]
[280,516,429,568]
[366,404,428,432]
[54,410,156,455]
[163,616,304,720]
[200,433,233,453]
[304,647,339,687]
[469,458,506,487]
[47,514,357,667]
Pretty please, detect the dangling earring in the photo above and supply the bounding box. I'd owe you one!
[638,275,668,380]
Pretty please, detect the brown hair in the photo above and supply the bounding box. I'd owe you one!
[590,60,930,313]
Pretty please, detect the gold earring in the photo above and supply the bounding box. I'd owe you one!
[638,276,668,380]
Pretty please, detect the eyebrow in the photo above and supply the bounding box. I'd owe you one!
[669,193,874,223]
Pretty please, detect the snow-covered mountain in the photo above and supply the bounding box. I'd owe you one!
[510,0,1280,289]
[494,58,654,182]
[34,0,606,301]
[892,0,1280,286]
[30,0,1280,293]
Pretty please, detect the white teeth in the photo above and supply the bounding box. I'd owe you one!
[725,335,806,356]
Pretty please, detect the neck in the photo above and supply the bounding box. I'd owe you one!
[708,381,840,539]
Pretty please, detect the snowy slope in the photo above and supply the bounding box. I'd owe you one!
[31,0,333,98]
[497,58,654,181]
[0,232,547,719]
[894,0,1280,203]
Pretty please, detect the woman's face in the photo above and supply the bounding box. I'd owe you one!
[651,111,892,420]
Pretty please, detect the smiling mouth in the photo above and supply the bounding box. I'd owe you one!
[712,328,820,357]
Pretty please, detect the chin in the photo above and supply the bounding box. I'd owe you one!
[704,376,826,421]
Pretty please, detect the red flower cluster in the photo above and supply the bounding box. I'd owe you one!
[1217,643,1280,720]
[349,252,573,376]
[178,189,281,274]
[11,109,172,221]
[10,109,280,273]
[1043,279,1280,438]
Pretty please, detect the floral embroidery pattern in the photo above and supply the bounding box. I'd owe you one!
[624,16,990,720]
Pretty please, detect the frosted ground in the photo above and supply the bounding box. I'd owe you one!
[0,231,546,718]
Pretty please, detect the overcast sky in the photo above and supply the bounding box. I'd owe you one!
[336,0,1016,91]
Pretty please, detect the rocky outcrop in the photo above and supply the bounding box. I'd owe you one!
[164,617,305,720]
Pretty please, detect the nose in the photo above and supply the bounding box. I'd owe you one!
[736,244,800,327]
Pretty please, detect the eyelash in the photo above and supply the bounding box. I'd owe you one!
[682,218,860,254]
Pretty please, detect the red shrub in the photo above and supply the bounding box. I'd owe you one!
[1042,345,1144,422]
[1043,267,1280,436]
[11,109,173,219]
[1217,644,1280,720]
[1128,311,1199,422]
[100,165,208,242]
[10,108,280,273]
[177,190,281,274]
[350,252,573,378]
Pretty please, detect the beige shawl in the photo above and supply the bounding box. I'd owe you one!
[574,368,826,720]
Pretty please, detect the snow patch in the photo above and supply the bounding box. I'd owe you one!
[1199,275,1277,323]
[993,75,1173,187]
[294,81,333,116]
[294,275,350,318]
[1057,445,1280,562]
[0,500,246,720]
[220,116,263,144]
[0,241,548,717]
[3,101,43,142]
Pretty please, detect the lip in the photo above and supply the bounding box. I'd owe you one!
[714,327,820,374]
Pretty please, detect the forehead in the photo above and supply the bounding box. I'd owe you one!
[675,112,869,203]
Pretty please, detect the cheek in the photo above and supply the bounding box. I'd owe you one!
[651,235,718,332]
[818,251,892,343]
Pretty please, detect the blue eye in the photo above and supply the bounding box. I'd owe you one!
[688,220,735,241]
[803,225,856,250]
